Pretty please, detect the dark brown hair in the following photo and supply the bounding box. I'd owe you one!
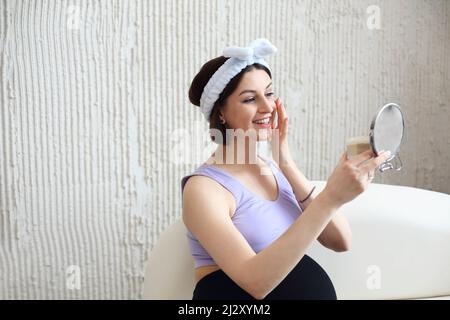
[188,56,271,145]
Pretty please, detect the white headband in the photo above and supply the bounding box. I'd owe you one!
[199,38,278,123]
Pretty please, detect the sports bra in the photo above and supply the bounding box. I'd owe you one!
[180,155,303,268]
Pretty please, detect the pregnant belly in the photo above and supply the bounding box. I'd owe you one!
[265,254,337,300]
[192,255,337,300]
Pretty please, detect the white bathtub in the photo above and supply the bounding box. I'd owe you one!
[143,181,450,300]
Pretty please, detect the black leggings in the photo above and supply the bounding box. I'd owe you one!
[192,255,337,300]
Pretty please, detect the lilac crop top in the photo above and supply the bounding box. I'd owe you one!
[180,155,303,268]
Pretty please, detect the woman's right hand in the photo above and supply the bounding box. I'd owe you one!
[322,149,392,207]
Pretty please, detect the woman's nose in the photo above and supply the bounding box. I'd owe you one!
[259,96,274,112]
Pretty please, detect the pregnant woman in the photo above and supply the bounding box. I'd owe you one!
[181,38,391,300]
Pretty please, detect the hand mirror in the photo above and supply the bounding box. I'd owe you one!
[346,102,405,172]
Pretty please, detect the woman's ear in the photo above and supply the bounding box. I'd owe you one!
[219,112,226,124]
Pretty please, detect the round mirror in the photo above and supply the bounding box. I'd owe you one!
[369,102,405,172]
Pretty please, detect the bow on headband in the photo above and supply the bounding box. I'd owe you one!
[222,38,277,61]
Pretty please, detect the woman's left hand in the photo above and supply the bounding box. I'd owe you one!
[270,98,294,168]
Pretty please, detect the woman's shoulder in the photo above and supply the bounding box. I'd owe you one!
[181,164,220,195]
[182,171,234,198]
[182,174,220,195]
[182,174,236,217]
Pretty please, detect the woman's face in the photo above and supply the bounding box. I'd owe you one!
[220,68,276,141]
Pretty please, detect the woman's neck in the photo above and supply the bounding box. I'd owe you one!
[211,138,259,166]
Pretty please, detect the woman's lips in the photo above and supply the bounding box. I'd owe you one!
[253,114,274,129]
[253,122,271,128]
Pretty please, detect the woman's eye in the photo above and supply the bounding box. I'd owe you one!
[243,93,274,103]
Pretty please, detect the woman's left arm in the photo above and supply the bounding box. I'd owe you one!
[270,98,351,252]
[279,160,352,252]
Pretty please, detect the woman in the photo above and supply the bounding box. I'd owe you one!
[181,38,391,300]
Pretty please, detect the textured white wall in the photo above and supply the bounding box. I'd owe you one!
[0,0,449,299]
